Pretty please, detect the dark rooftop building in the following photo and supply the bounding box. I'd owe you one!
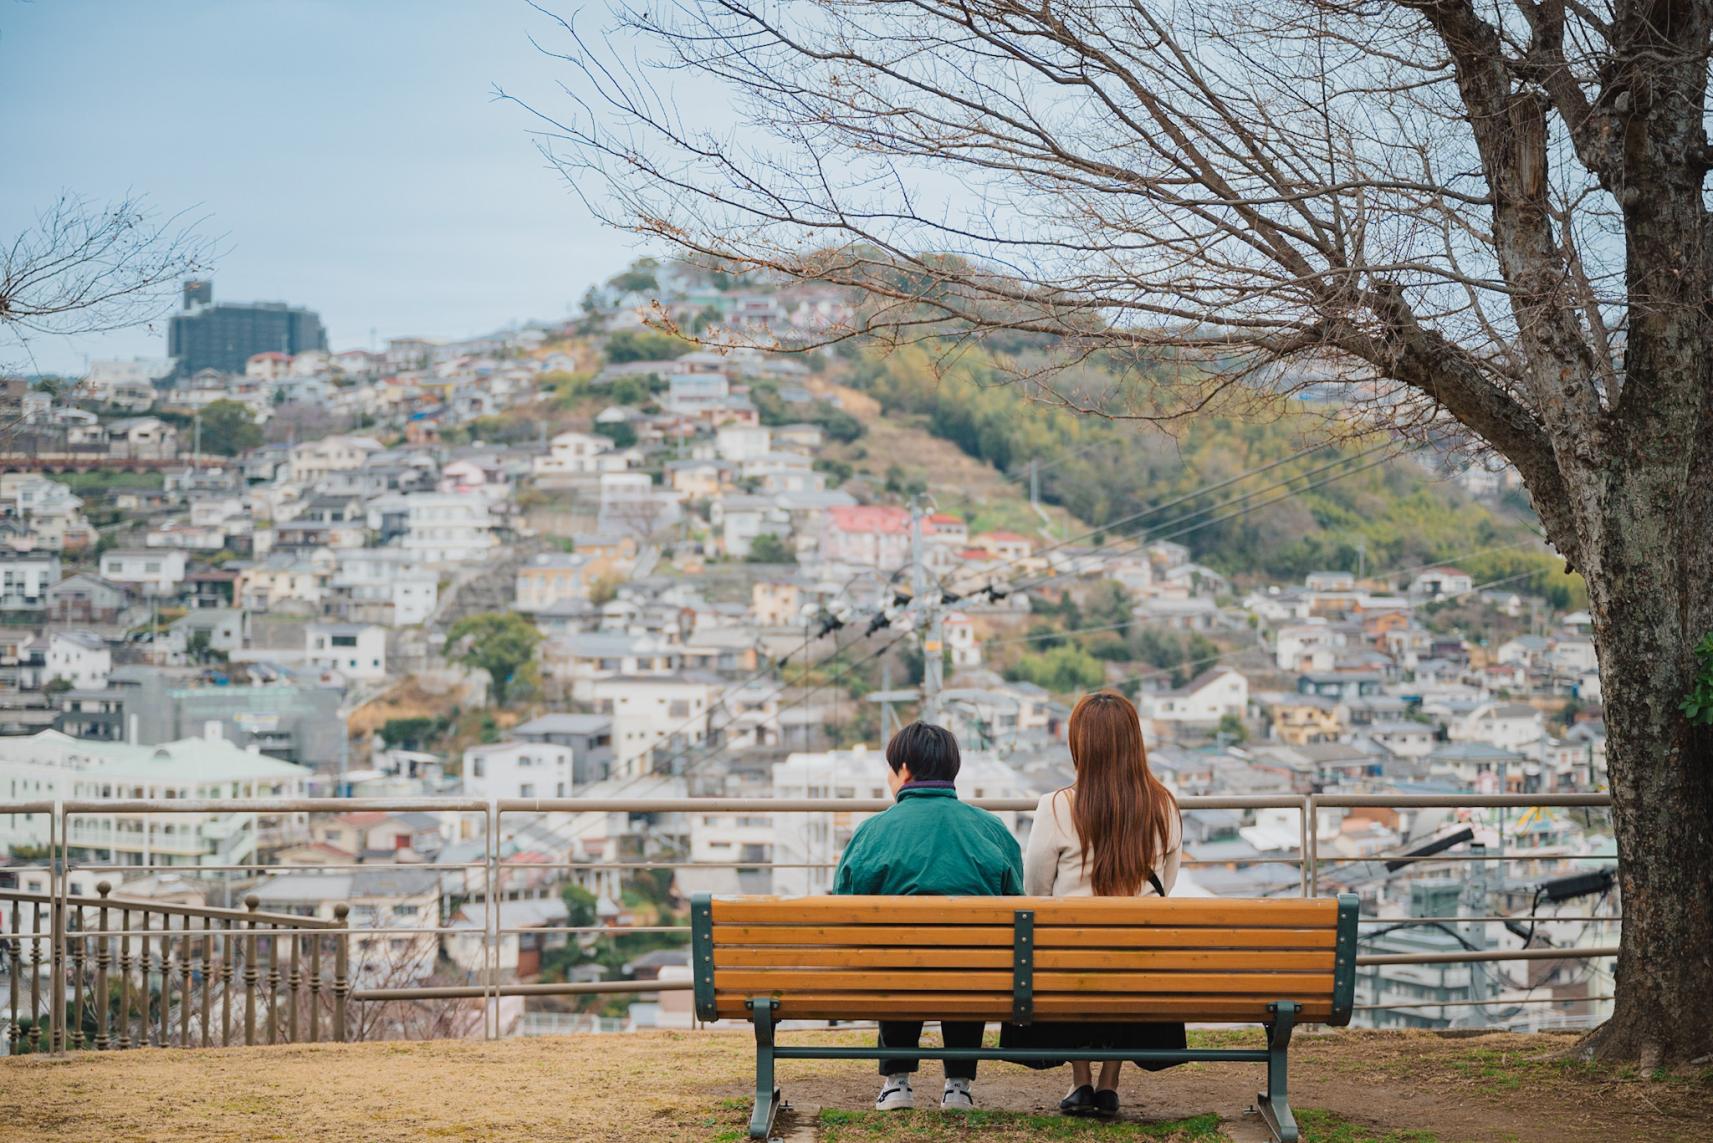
[167,279,326,378]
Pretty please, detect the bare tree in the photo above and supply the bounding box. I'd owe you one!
[517,0,1713,1062]
[1,191,214,371]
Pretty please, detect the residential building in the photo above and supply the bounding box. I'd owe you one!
[462,740,575,800]
[0,730,311,867]
[45,573,129,624]
[591,675,718,779]
[1138,667,1250,737]
[45,631,111,690]
[0,551,62,611]
[532,430,613,476]
[306,622,389,683]
[515,552,604,612]
[512,713,614,785]
[98,549,187,597]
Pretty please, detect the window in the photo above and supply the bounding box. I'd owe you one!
[518,783,536,798]
[331,634,358,648]
[144,562,161,574]
[471,759,485,778]
[668,700,690,718]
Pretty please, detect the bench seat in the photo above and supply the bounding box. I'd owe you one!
[692,893,1358,1141]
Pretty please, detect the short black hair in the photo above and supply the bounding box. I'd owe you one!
[885,721,961,783]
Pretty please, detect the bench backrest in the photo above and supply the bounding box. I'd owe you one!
[691,894,1358,1026]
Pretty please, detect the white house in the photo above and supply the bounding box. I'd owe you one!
[288,435,385,483]
[1137,667,1250,737]
[1451,701,1546,752]
[715,423,773,462]
[462,740,575,801]
[45,631,111,689]
[532,430,614,476]
[99,548,188,596]
[1408,567,1476,600]
[305,622,388,683]
[1273,619,1346,671]
[0,550,61,610]
[591,675,719,779]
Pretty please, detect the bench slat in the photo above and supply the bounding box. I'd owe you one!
[712,924,1336,950]
[712,993,1336,1021]
[711,896,1336,927]
[713,948,1335,972]
[714,969,1334,995]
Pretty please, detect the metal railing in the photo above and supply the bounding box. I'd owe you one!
[0,791,1619,1050]
[2,883,348,1054]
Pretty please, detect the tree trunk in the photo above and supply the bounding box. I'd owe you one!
[1573,441,1713,1063]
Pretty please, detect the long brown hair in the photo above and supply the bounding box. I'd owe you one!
[1064,690,1179,896]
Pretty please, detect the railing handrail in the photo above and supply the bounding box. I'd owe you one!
[0,888,344,929]
[0,792,1614,815]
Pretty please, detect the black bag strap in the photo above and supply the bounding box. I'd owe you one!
[1148,870,1167,897]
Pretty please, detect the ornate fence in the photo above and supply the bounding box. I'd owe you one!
[2,884,349,1053]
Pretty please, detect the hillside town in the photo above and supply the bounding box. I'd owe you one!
[2,264,1614,1039]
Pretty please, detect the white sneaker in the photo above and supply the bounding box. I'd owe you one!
[876,1074,914,1110]
[941,1078,974,1110]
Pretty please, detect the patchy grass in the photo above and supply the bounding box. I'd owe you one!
[818,1108,1226,1142]
[1295,1109,1439,1143]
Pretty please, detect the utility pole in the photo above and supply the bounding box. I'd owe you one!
[1356,539,1366,582]
[910,498,945,724]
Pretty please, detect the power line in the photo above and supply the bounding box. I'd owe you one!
[1002,448,1407,599]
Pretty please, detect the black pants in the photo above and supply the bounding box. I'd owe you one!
[877,1020,985,1079]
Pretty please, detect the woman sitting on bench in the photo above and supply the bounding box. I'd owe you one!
[1005,689,1185,1118]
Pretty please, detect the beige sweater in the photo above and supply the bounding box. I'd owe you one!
[1023,788,1183,898]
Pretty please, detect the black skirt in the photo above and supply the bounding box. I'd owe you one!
[999,1017,1188,1071]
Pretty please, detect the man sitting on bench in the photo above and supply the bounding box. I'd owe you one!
[832,721,1024,1112]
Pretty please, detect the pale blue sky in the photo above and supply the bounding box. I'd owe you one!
[2,0,645,374]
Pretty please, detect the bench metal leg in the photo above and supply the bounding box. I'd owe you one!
[1256,1000,1301,1143]
[746,997,782,1141]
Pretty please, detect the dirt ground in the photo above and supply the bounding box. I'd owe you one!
[1,1028,1708,1143]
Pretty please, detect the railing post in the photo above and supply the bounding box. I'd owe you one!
[288,933,301,1044]
[179,916,193,1047]
[116,908,133,1050]
[200,922,213,1049]
[220,918,234,1047]
[7,898,20,1052]
[332,903,350,1043]
[243,896,259,1046]
[70,905,86,1050]
[94,884,111,1050]
[28,898,43,1051]
[49,800,66,1054]
[266,921,281,1045]
[157,913,172,1048]
[307,926,323,1044]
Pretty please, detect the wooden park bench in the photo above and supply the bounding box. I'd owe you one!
[691,892,1359,1142]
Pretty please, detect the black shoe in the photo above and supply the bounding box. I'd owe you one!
[1060,1084,1097,1116]
[1093,1088,1120,1117]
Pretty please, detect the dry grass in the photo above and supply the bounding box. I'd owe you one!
[3,1029,1710,1143]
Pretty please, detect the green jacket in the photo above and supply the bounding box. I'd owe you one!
[833,785,1024,896]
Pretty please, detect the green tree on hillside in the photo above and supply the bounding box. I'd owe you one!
[605,329,691,363]
[197,399,263,456]
[745,533,794,564]
[607,257,661,294]
[443,613,541,706]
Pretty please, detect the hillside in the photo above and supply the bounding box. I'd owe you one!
[837,343,1582,604]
